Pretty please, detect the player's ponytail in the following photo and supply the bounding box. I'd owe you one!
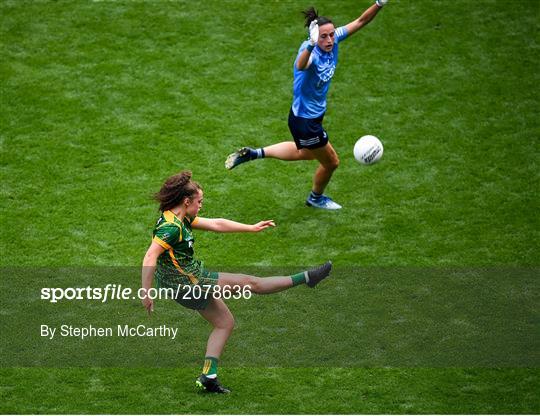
[302,6,333,28]
[302,6,318,27]
[154,170,202,212]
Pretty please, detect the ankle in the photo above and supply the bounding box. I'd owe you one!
[310,191,323,200]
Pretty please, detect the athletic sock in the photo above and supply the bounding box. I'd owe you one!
[310,191,323,200]
[202,356,219,379]
[291,271,308,286]
[251,148,265,159]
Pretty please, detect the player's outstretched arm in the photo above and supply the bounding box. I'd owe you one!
[193,217,276,233]
[344,0,387,37]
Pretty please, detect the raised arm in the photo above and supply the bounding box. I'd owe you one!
[192,217,275,233]
[344,0,387,37]
[296,20,319,71]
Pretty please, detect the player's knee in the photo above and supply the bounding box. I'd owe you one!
[245,276,263,294]
[324,156,339,171]
[333,155,340,170]
[216,313,235,333]
[224,315,235,332]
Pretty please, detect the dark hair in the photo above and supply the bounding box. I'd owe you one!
[302,6,333,28]
[154,170,202,212]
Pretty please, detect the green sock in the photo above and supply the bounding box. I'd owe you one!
[202,356,219,377]
[291,271,308,286]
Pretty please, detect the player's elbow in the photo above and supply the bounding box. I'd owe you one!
[214,218,229,232]
[296,59,309,71]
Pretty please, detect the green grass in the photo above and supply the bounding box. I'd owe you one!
[1,368,538,414]
[1,0,539,413]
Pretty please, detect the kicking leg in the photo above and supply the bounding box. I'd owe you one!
[225,141,314,169]
[263,142,314,161]
[218,272,295,294]
[217,261,333,294]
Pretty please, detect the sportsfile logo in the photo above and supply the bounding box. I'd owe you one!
[41,284,164,303]
[40,284,251,303]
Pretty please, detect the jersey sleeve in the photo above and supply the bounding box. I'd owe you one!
[336,26,348,42]
[191,216,200,226]
[153,223,181,250]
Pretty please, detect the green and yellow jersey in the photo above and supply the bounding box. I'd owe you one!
[152,210,207,287]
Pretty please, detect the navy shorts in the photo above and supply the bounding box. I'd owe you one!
[288,108,329,150]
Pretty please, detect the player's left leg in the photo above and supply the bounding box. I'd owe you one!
[196,298,234,394]
[309,142,340,193]
[305,142,342,210]
[199,297,234,359]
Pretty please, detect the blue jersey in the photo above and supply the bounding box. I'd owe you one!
[291,26,348,119]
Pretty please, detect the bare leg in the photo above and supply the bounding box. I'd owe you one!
[263,141,315,161]
[198,298,235,358]
[226,141,313,169]
[217,272,297,294]
[308,143,340,194]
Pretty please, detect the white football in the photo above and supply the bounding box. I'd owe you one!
[354,135,384,165]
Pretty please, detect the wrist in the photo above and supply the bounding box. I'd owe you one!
[306,43,315,52]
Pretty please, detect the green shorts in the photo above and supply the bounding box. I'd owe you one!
[155,264,220,310]
[167,269,219,310]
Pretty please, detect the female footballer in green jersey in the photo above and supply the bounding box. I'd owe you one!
[141,171,332,394]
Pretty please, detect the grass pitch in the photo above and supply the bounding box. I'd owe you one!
[1,0,539,413]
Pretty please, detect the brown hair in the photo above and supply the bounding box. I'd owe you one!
[302,6,333,28]
[154,170,202,212]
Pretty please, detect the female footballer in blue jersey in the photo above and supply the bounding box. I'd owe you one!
[226,0,388,210]
[141,171,332,393]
